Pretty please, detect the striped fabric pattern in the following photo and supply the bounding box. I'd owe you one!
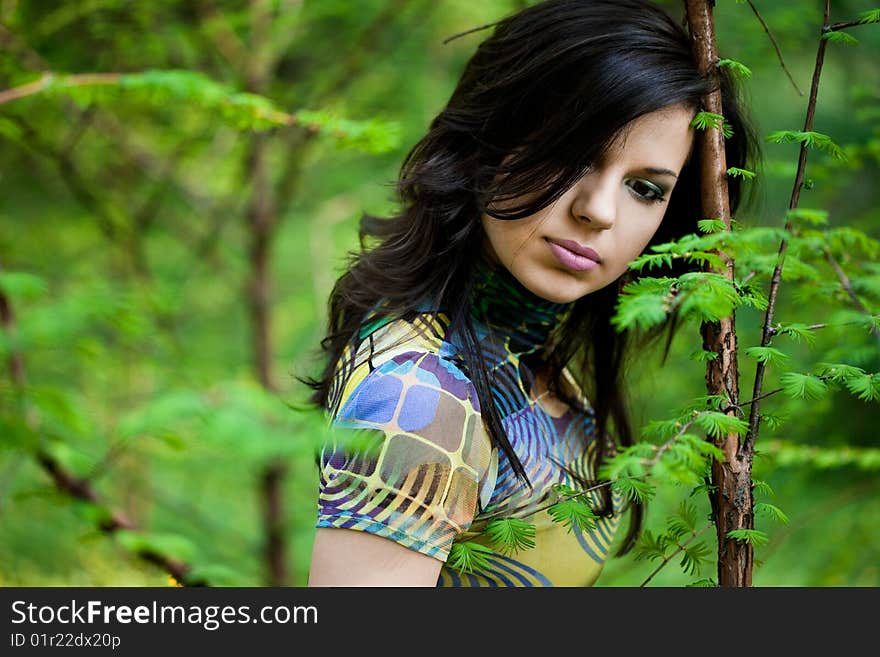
[315,256,621,586]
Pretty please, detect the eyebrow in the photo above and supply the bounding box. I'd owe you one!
[641,167,679,179]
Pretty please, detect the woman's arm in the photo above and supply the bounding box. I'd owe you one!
[308,527,443,587]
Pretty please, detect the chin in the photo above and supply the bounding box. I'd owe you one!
[517,268,595,304]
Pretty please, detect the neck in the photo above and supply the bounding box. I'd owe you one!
[467,252,573,358]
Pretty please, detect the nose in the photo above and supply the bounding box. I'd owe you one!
[570,170,616,230]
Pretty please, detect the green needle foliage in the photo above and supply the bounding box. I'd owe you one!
[446,541,495,576]
[767,130,848,161]
[727,529,770,547]
[691,110,734,138]
[716,58,752,80]
[484,518,537,555]
[547,498,600,534]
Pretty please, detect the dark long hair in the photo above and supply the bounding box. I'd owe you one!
[299,0,757,556]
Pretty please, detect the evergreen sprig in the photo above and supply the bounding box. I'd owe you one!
[547,498,599,533]
[786,207,829,226]
[779,372,829,400]
[697,218,728,233]
[726,166,757,180]
[693,411,749,439]
[744,345,790,366]
[767,130,848,161]
[716,58,753,80]
[775,322,818,345]
[446,541,494,575]
[822,30,859,45]
[726,529,769,547]
[691,111,734,138]
[755,502,790,525]
[858,9,880,23]
[484,518,537,555]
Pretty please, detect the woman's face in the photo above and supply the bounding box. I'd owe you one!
[481,104,696,304]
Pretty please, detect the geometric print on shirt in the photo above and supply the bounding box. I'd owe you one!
[315,255,623,586]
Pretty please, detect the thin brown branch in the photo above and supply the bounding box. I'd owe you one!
[746,0,832,456]
[828,18,877,32]
[822,247,880,342]
[726,374,836,413]
[0,71,53,104]
[745,0,804,96]
[0,284,207,586]
[640,522,713,587]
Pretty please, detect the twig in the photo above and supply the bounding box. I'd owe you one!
[725,374,836,413]
[442,21,497,45]
[745,0,804,96]
[745,0,832,457]
[640,522,713,587]
[0,281,208,586]
[822,248,880,342]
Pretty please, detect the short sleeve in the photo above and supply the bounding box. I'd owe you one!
[316,350,492,562]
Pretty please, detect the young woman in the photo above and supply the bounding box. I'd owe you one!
[300,0,755,586]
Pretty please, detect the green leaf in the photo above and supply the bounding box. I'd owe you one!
[760,414,787,431]
[447,541,494,575]
[779,372,828,400]
[667,501,700,537]
[726,529,769,547]
[755,502,790,525]
[776,323,817,345]
[612,278,675,331]
[548,499,599,533]
[680,542,710,576]
[675,272,740,322]
[786,208,829,226]
[691,111,734,138]
[766,130,847,161]
[611,478,655,503]
[752,479,775,498]
[634,529,669,562]
[0,271,48,302]
[484,518,536,555]
[858,9,880,24]
[744,346,790,366]
[694,411,749,439]
[716,59,752,80]
[629,252,674,273]
[815,362,866,383]
[698,218,727,233]
[843,373,880,402]
[686,578,717,587]
[822,30,859,46]
[725,167,756,180]
[690,349,719,363]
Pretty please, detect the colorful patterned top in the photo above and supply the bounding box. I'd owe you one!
[315,255,621,586]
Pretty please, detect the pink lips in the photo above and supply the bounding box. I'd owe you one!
[546,238,601,272]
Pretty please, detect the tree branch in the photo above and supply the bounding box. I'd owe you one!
[0,281,208,586]
[822,247,880,342]
[746,0,832,456]
[745,0,804,96]
[640,522,713,587]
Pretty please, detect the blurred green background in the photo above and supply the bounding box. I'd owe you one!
[1,0,878,587]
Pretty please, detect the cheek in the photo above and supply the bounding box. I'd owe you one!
[621,213,666,259]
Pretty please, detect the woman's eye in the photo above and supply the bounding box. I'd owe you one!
[626,179,666,203]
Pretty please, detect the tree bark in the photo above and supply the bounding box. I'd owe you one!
[684,0,753,587]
